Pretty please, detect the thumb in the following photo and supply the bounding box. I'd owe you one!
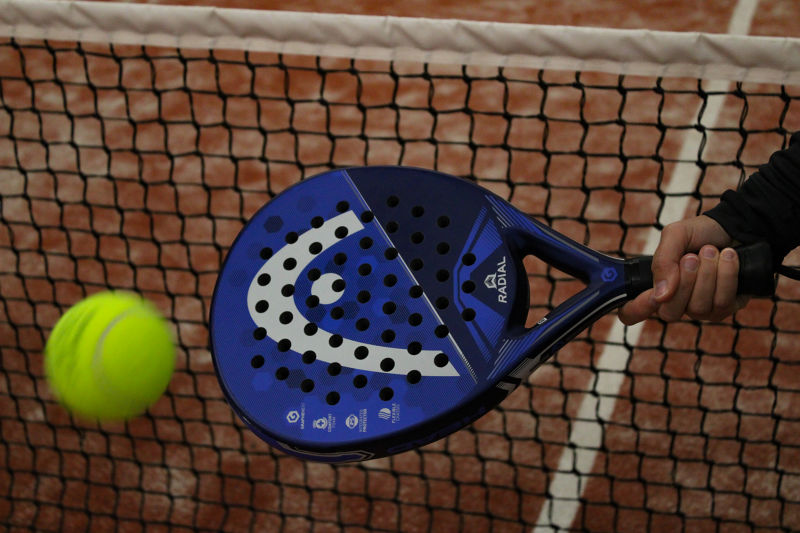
[618,289,658,325]
[652,223,690,302]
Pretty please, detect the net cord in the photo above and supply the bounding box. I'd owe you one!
[1,0,800,83]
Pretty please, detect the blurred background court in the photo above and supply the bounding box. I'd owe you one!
[2,0,800,531]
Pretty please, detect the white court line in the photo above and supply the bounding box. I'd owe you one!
[533,1,759,531]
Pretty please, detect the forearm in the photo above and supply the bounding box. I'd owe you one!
[704,132,800,265]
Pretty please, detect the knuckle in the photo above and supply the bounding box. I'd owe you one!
[662,222,682,238]
[708,306,735,322]
[658,307,682,322]
[713,292,735,312]
[687,300,711,318]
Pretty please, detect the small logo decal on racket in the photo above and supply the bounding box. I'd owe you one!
[483,255,509,303]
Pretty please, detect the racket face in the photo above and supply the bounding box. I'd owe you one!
[211,166,625,462]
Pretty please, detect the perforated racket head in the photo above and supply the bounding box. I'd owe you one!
[210,166,627,462]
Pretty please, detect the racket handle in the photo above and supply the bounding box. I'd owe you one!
[624,241,776,299]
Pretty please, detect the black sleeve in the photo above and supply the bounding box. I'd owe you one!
[704,131,800,266]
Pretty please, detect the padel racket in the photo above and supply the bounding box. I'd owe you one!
[210,166,773,463]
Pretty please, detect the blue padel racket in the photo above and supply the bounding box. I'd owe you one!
[210,166,774,463]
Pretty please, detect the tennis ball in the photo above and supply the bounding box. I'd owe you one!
[45,291,175,421]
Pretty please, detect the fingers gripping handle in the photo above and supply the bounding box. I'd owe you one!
[624,241,776,299]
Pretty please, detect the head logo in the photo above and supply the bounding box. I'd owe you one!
[484,273,497,289]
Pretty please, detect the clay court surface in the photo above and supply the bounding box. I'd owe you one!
[2,1,800,531]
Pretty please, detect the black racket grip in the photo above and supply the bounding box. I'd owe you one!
[625,241,775,299]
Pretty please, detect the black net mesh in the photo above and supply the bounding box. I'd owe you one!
[2,37,800,532]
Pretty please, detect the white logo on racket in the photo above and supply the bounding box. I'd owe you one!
[247,211,459,377]
[484,255,508,304]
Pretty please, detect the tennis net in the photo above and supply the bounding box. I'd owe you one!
[2,1,800,531]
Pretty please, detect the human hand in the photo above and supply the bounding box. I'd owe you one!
[618,215,749,324]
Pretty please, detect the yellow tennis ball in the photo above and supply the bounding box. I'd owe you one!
[45,291,175,421]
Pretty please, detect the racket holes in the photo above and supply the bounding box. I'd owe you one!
[410,259,424,271]
[300,379,315,393]
[311,216,324,228]
[257,273,271,286]
[327,362,342,376]
[304,323,318,336]
[326,392,340,405]
[336,201,349,213]
[411,232,424,244]
[331,307,344,319]
[277,339,292,352]
[285,231,298,244]
[436,270,450,282]
[356,318,370,331]
[260,247,273,260]
[329,334,343,348]
[437,216,450,228]
[334,253,347,266]
[434,353,449,367]
[253,328,266,340]
[279,311,293,324]
[360,237,373,250]
[462,308,476,321]
[407,370,422,384]
[436,242,450,255]
[462,253,476,265]
[306,295,320,308]
[332,279,346,292]
[384,274,397,287]
[255,300,269,313]
[380,358,395,372]
[382,302,396,315]
[251,355,264,368]
[384,247,398,260]
[281,284,295,297]
[308,268,321,281]
[357,290,371,303]
[381,329,396,343]
[408,313,422,326]
[353,375,367,388]
[275,367,290,380]
[387,195,399,207]
[358,263,372,276]
[360,211,374,223]
[435,297,449,309]
[407,341,422,355]
[354,346,369,360]
[462,280,476,293]
[335,226,348,239]
[309,242,322,254]
[283,257,297,270]
[380,388,394,401]
[386,221,399,233]
[409,286,423,298]
[435,325,449,338]
[302,350,317,364]
[411,205,425,217]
